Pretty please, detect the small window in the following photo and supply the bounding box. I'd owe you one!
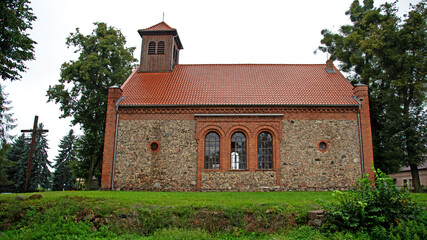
[318,141,328,152]
[258,132,273,169]
[231,132,247,169]
[204,132,220,169]
[149,141,160,153]
[148,41,156,55]
[157,41,165,54]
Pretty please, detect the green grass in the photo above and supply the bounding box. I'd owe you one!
[0,191,425,239]
[0,191,336,207]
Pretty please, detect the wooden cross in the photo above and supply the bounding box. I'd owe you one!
[21,116,49,192]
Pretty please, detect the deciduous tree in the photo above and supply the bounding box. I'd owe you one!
[318,0,426,192]
[0,0,37,81]
[47,22,137,190]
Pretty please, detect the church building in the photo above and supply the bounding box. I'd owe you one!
[100,22,374,191]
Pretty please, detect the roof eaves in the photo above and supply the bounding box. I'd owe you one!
[120,67,139,90]
[118,103,360,108]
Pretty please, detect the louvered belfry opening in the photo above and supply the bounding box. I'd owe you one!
[148,41,156,55]
[138,22,183,72]
[157,41,165,54]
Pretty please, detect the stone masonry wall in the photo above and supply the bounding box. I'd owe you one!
[281,119,361,191]
[111,112,362,191]
[201,171,278,191]
[113,119,198,190]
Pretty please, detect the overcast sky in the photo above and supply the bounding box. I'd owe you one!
[3,0,420,165]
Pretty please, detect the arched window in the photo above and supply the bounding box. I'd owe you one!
[157,41,165,54]
[204,132,220,169]
[148,41,156,55]
[231,132,247,169]
[257,132,273,169]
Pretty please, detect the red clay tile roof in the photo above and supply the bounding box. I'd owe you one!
[138,22,183,49]
[119,64,358,106]
[138,21,176,32]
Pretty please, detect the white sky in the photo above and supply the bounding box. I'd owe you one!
[3,0,420,165]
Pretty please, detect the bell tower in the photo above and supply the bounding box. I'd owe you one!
[138,22,183,73]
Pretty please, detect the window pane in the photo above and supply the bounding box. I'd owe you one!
[231,132,246,169]
[204,132,220,169]
[258,132,273,169]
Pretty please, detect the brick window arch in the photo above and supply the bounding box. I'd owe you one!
[157,41,165,54]
[257,131,273,169]
[204,132,220,169]
[231,132,247,169]
[148,41,156,55]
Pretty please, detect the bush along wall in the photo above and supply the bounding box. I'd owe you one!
[321,167,425,239]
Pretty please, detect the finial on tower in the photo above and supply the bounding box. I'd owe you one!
[162,12,164,22]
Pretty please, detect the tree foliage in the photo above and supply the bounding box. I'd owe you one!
[52,129,77,191]
[322,168,422,232]
[0,0,37,81]
[46,22,137,189]
[5,123,51,192]
[5,134,28,191]
[0,85,16,185]
[318,0,426,192]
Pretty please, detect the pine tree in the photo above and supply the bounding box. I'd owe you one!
[6,134,28,192]
[0,84,16,186]
[52,129,76,191]
[31,123,51,191]
[6,123,51,192]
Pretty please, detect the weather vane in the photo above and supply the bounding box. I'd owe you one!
[162,12,165,22]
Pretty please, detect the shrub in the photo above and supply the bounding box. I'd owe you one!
[322,168,422,232]
[370,213,427,240]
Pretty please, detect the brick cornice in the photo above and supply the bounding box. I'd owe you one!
[118,106,358,115]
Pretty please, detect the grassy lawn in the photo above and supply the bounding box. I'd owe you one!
[1,190,425,207]
[0,191,425,239]
[0,191,338,207]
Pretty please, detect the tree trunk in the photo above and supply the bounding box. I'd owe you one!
[85,155,95,191]
[409,164,421,193]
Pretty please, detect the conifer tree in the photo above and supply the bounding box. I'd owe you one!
[6,134,28,192]
[0,85,16,186]
[31,123,51,190]
[52,129,76,191]
[6,123,51,192]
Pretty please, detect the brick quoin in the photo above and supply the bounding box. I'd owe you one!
[101,86,123,190]
[353,84,375,180]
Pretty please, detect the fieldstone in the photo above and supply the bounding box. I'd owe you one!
[29,194,42,200]
[153,182,161,188]
[15,195,26,201]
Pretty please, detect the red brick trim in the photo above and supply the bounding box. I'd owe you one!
[353,85,375,180]
[195,115,282,189]
[317,140,329,152]
[101,87,123,190]
[148,141,160,153]
[119,106,358,115]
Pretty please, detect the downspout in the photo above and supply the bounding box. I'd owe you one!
[111,96,124,190]
[352,96,365,176]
